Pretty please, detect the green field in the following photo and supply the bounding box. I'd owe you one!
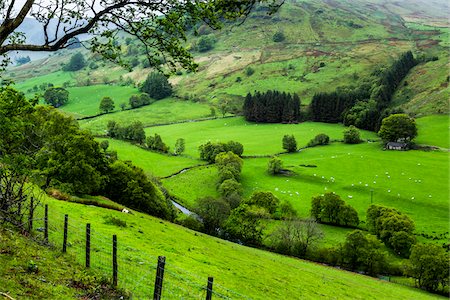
[80,98,212,134]
[62,85,139,118]
[30,196,443,300]
[415,115,449,149]
[164,142,449,238]
[149,117,379,157]
[98,138,202,178]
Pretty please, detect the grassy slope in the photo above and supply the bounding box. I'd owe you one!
[98,138,202,178]
[80,98,212,134]
[0,228,113,299]
[164,142,449,239]
[415,115,450,148]
[148,117,379,157]
[32,196,443,300]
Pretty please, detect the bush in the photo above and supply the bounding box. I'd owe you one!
[199,141,244,163]
[63,52,86,71]
[311,193,359,227]
[244,191,279,215]
[267,156,283,175]
[147,133,169,153]
[343,125,362,144]
[245,67,255,76]
[140,72,172,100]
[307,133,330,147]
[272,31,285,42]
[282,134,297,152]
[43,87,69,108]
[195,34,216,52]
[195,196,230,235]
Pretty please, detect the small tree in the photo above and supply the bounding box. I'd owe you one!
[307,133,330,147]
[120,103,127,111]
[100,140,109,152]
[272,31,285,42]
[267,156,283,175]
[195,196,230,235]
[174,138,186,155]
[140,72,172,100]
[63,52,86,71]
[406,244,450,292]
[244,191,280,214]
[282,134,297,152]
[147,133,169,153]
[378,114,417,143]
[43,87,69,108]
[343,125,361,144]
[99,96,115,113]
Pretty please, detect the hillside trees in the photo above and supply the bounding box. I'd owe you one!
[63,52,86,71]
[199,141,244,163]
[140,72,172,100]
[129,93,153,109]
[195,196,230,235]
[106,121,146,144]
[243,91,300,123]
[0,1,282,71]
[43,87,69,108]
[216,151,244,208]
[311,193,359,227]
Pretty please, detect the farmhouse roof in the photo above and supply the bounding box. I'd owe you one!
[386,142,408,147]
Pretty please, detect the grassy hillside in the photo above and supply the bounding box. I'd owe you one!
[0,227,123,299]
[29,196,444,299]
[415,115,450,149]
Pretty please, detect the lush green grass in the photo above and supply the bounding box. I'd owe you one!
[98,138,202,178]
[0,227,121,299]
[31,196,443,299]
[415,115,449,149]
[80,98,212,135]
[62,85,139,118]
[14,71,75,96]
[165,142,449,239]
[149,117,378,157]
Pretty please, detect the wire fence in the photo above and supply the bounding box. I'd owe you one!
[20,201,247,299]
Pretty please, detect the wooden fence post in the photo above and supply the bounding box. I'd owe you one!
[62,214,68,253]
[206,276,214,300]
[86,223,91,268]
[113,234,118,287]
[28,197,34,232]
[153,256,166,300]
[44,204,48,242]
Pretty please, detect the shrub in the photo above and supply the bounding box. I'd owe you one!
[282,134,297,152]
[245,67,255,76]
[244,191,279,215]
[267,156,283,175]
[43,87,69,108]
[311,193,359,227]
[272,31,285,42]
[140,72,172,100]
[63,52,86,71]
[343,125,361,144]
[307,133,329,147]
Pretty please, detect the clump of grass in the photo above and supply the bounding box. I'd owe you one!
[104,216,127,227]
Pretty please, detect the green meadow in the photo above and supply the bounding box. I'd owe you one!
[415,115,449,149]
[164,142,449,239]
[98,138,202,178]
[80,99,212,134]
[30,196,443,300]
[148,117,379,157]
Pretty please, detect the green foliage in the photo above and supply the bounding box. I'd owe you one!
[307,133,330,147]
[378,113,417,142]
[104,216,127,227]
[243,191,279,214]
[107,121,146,144]
[195,196,230,235]
[199,140,244,163]
[406,244,450,292]
[129,93,153,109]
[282,134,297,152]
[43,87,69,108]
[100,140,109,151]
[267,156,283,175]
[26,260,39,274]
[225,204,266,246]
[103,160,175,220]
[343,125,362,144]
[140,72,172,100]
[174,138,185,155]
[63,52,86,71]
[340,230,387,275]
[244,91,300,123]
[218,179,242,206]
[272,31,285,42]
[147,133,169,153]
[195,34,216,52]
[311,193,359,227]
[245,67,255,76]
[366,205,415,257]
[99,96,115,113]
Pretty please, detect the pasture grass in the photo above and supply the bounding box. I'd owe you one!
[165,142,449,240]
[149,117,379,157]
[415,115,449,149]
[98,138,202,178]
[30,195,443,299]
[80,98,212,134]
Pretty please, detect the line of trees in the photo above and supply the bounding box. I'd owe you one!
[310,51,417,131]
[198,141,244,163]
[310,193,359,227]
[243,90,300,123]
